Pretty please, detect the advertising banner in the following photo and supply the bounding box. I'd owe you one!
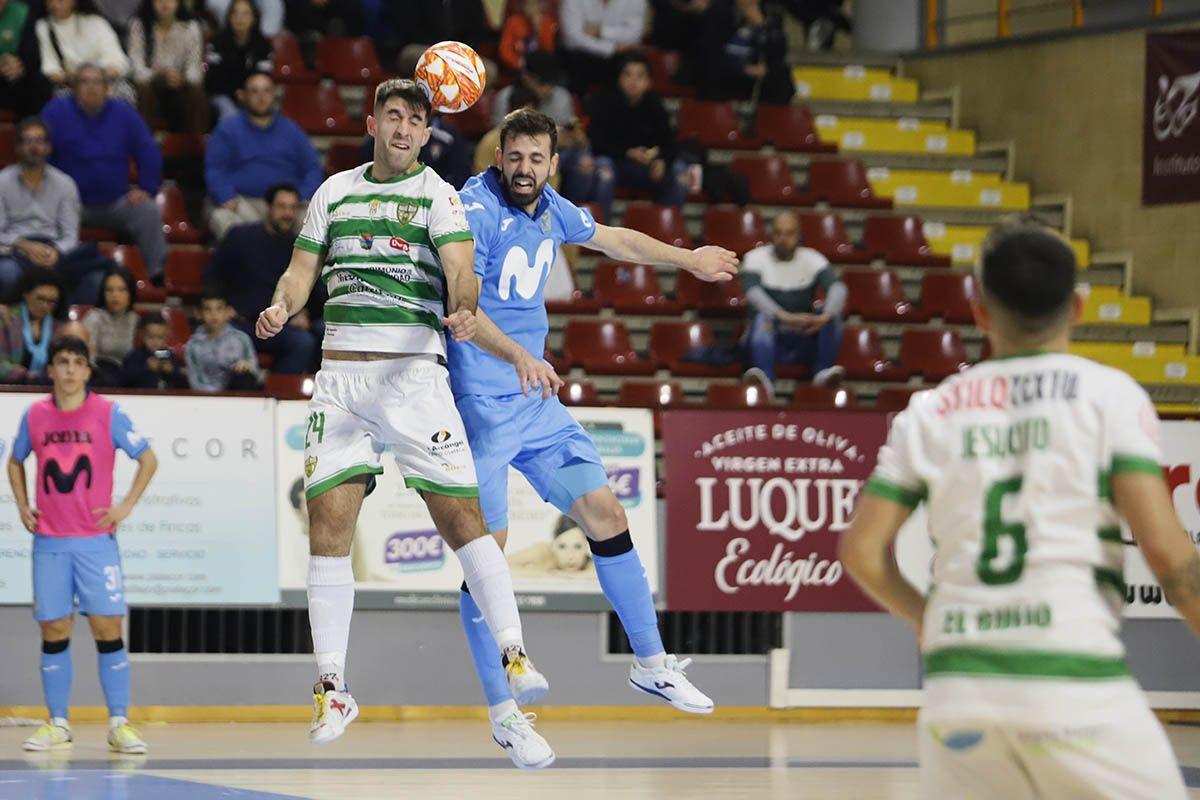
[663,410,885,612]
[276,401,657,609]
[0,394,278,605]
[1143,30,1200,205]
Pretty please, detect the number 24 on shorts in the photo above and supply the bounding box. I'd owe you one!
[306,412,326,448]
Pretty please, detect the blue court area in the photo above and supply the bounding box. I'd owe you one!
[0,771,301,800]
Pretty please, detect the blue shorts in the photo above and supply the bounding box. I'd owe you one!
[457,392,608,532]
[32,535,126,622]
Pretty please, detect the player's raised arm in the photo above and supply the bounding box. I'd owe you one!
[257,247,323,339]
[583,223,739,283]
[438,239,479,343]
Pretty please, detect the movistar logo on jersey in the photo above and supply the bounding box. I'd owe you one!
[497,239,555,301]
[43,455,93,494]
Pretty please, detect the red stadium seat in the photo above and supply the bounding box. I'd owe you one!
[80,227,118,243]
[730,156,815,206]
[581,201,607,226]
[544,347,569,375]
[271,32,319,84]
[643,47,694,98]
[559,379,600,406]
[100,244,166,303]
[706,382,774,409]
[648,321,741,377]
[755,104,837,153]
[841,268,926,323]
[837,326,910,381]
[67,304,92,321]
[157,184,204,244]
[677,100,762,149]
[863,215,952,267]
[899,328,971,382]
[544,289,601,315]
[325,141,366,176]
[283,83,360,136]
[592,261,679,315]
[674,270,745,317]
[266,374,315,399]
[159,133,205,159]
[562,319,654,375]
[704,206,767,256]
[792,384,858,410]
[920,271,978,324]
[164,248,209,303]
[0,125,14,166]
[799,212,870,264]
[618,379,688,409]
[809,159,892,209]
[621,202,691,248]
[317,37,384,85]
[160,305,191,358]
[875,385,922,412]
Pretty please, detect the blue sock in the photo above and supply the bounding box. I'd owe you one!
[459,586,514,707]
[40,640,72,721]
[96,640,130,718]
[591,533,665,659]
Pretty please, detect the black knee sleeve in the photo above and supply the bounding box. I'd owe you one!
[588,530,633,558]
[42,639,69,654]
[96,638,124,654]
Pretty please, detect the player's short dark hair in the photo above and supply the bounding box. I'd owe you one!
[49,335,90,363]
[374,78,433,122]
[200,288,228,305]
[499,108,558,155]
[98,269,138,310]
[979,219,1077,332]
[265,182,299,204]
[523,51,560,85]
[17,116,48,140]
[138,313,167,332]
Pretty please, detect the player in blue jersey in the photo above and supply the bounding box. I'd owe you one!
[447,108,738,769]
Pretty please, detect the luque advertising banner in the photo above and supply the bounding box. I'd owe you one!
[276,401,657,609]
[0,394,278,605]
[663,410,884,612]
[1143,30,1200,205]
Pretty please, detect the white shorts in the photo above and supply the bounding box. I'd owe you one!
[918,690,1187,800]
[302,356,478,501]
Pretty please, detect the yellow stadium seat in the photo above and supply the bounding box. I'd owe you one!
[1079,286,1152,326]
[866,168,1029,210]
[792,66,919,104]
[1155,403,1200,415]
[813,115,976,156]
[923,224,1089,267]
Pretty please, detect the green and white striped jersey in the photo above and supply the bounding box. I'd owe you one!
[867,352,1163,724]
[295,163,473,355]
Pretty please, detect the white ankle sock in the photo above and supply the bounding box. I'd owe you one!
[635,653,668,670]
[455,536,522,652]
[308,555,355,686]
[109,715,127,729]
[51,716,70,729]
[489,699,520,725]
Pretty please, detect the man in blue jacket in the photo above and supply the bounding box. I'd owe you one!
[41,63,166,280]
[205,70,323,241]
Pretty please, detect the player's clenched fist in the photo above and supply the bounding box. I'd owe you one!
[443,309,476,343]
[256,303,289,339]
[688,245,739,283]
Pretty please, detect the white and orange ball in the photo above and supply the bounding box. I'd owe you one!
[414,41,487,114]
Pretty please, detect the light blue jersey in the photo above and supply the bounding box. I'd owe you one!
[447,167,596,398]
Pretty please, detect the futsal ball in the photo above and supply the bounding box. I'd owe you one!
[414,41,487,114]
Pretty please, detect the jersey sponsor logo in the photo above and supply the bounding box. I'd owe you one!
[369,198,382,217]
[1152,69,1200,141]
[497,239,555,301]
[389,236,411,253]
[579,208,593,228]
[359,233,374,250]
[540,210,551,233]
[41,430,94,446]
[396,201,419,225]
[431,430,453,443]
[464,201,485,213]
[42,455,92,495]
[500,217,514,232]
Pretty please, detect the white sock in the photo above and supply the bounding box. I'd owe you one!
[489,699,520,725]
[109,715,127,729]
[52,716,70,730]
[455,536,523,652]
[308,555,355,686]
[635,653,668,670]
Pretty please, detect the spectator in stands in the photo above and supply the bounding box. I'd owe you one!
[0,0,52,118]
[649,0,708,58]
[0,267,64,384]
[588,52,688,208]
[205,70,322,241]
[204,0,272,123]
[559,0,645,93]
[498,0,557,73]
[493,51,574,126]
[702,0,793,104]
[287,0,364,68]
[127,0,208,133]
[203,0,282,37]
[122,312,185,388]
[93,0,141,34]
[82,269,137,385]
[36,0,134,101]
[42,64,167,281]
[185,288,262,391]
[785,0,851,51]
[743,211,846,386]
[0,116,114,305]
[204,183,322,374]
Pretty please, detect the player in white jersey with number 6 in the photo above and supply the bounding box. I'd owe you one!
[842,221,1200,799]
[257,78,547,745]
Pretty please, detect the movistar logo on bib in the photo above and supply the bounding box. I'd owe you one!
[497,239,555,301]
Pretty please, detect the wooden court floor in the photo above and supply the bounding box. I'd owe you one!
[3,719,1200,799]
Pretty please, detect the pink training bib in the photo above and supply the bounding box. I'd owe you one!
[27,393,118,537]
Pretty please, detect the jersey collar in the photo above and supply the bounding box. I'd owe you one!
[364,162,427,184]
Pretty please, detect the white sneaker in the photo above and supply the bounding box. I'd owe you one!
[309,680,359,745]
[503,648,550,706]
[628,655,715,714]
[492,712,556,770]
[22,722,72,751]
[107,722,148,754]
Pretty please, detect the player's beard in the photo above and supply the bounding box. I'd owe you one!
[501,169,546,208]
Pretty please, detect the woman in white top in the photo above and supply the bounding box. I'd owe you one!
[36,0,132,96]
[127,0,208,132]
